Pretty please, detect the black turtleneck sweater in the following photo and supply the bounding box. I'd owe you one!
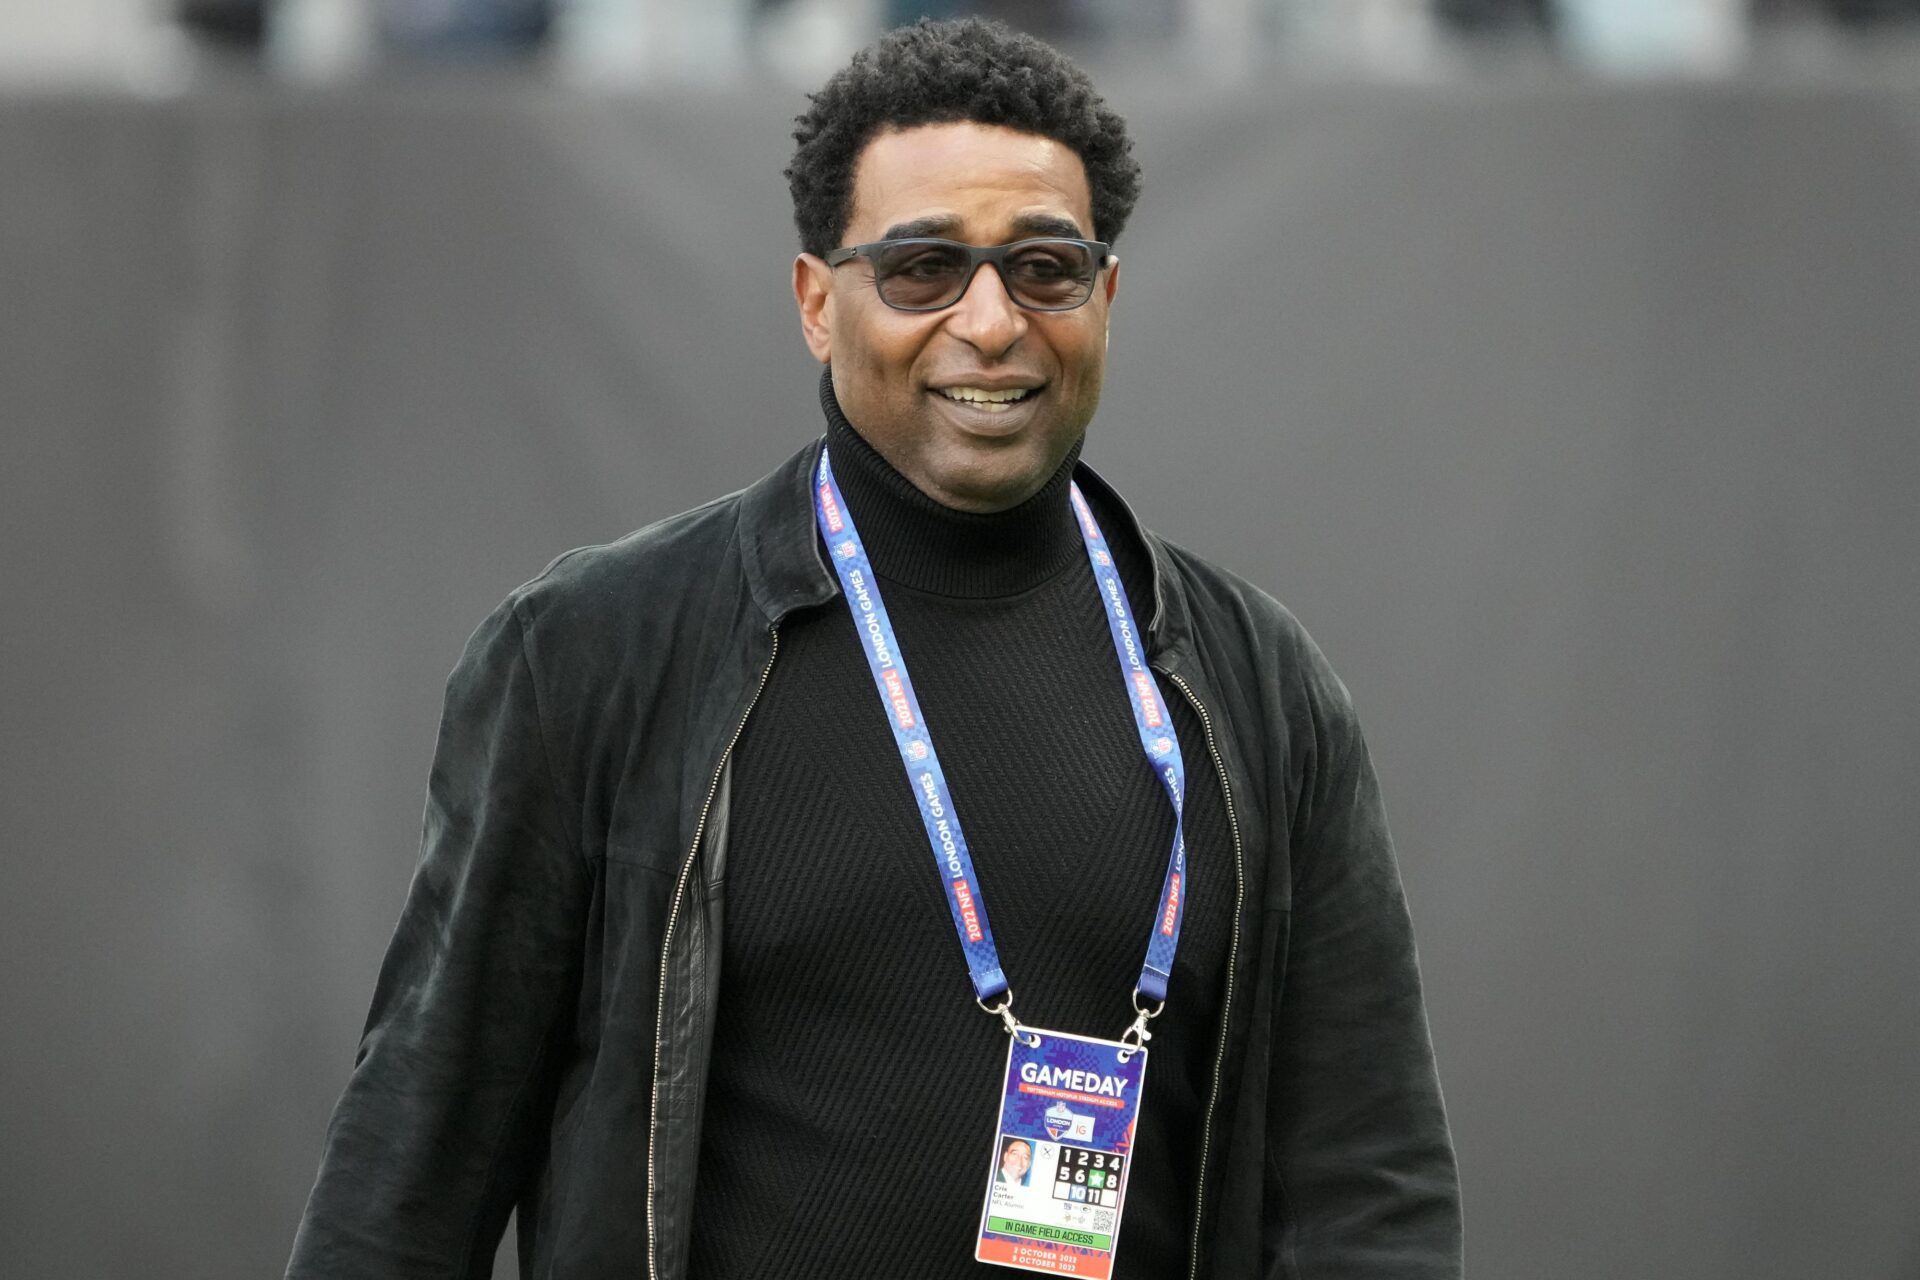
[687,379,1233,1279]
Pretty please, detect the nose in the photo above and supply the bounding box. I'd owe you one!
[942,260,1028,358]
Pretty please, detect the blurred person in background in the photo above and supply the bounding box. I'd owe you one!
[285,17,1460,1280]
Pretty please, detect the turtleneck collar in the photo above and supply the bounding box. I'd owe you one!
[818,367,1085,599]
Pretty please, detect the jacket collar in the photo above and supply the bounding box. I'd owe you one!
[736,434,1195,663]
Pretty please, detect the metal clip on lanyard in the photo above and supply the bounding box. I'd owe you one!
[1117,993,1163,1064]
[980,993,1041,1048]
[814,446,1190,1049]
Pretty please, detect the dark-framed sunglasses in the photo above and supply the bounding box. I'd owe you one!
[824,236,1113,313]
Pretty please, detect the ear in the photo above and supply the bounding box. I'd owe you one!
[1101,255,1121,349]
[794,253,834,364]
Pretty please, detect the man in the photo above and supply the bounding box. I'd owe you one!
[287,18,1460,1280]
[999,1139,1035,1187]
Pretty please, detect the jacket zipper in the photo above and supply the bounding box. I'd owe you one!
[1162,668,1246,1280]
[646,628,780,1280]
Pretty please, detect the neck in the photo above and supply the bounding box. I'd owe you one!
[819,369,1084,599]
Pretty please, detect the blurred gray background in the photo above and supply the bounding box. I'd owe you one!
[3,2,1919,1278]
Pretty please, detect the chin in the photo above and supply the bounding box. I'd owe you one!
[921,452,1058,513]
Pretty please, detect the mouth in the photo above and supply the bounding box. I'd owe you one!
[929,384,1044,416]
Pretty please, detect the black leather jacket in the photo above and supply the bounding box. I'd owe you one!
[287,437,1462,1280]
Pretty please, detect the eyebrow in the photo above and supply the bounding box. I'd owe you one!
[881,214,963,240]
[1010,212,1088,239]
[878,211,1089,242]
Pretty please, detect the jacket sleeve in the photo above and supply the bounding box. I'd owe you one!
[1266,654,1463,1278]
[287,596,595,1279]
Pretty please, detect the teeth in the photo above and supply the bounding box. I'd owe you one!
[937,386,1033,408]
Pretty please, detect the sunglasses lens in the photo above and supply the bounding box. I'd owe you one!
[871,241,972,309]
[1003,240,1097,310]
[865,239,1101,311]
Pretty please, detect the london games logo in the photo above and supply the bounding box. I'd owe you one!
[1044,1101,1096,1142]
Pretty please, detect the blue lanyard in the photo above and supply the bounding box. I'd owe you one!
[813,447,1189,1016]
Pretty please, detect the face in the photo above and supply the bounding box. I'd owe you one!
[1001,1141,1032,1179]
[794,122,1121,513]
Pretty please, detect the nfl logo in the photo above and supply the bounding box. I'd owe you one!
[1095,550,1111,566]
[1153,737,1173,755]
[907,741,928,760]
[837,540,857,559]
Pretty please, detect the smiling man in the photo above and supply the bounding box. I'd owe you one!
[288,18,1460,1280]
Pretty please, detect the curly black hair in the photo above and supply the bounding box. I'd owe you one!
[786,18,1142,257]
